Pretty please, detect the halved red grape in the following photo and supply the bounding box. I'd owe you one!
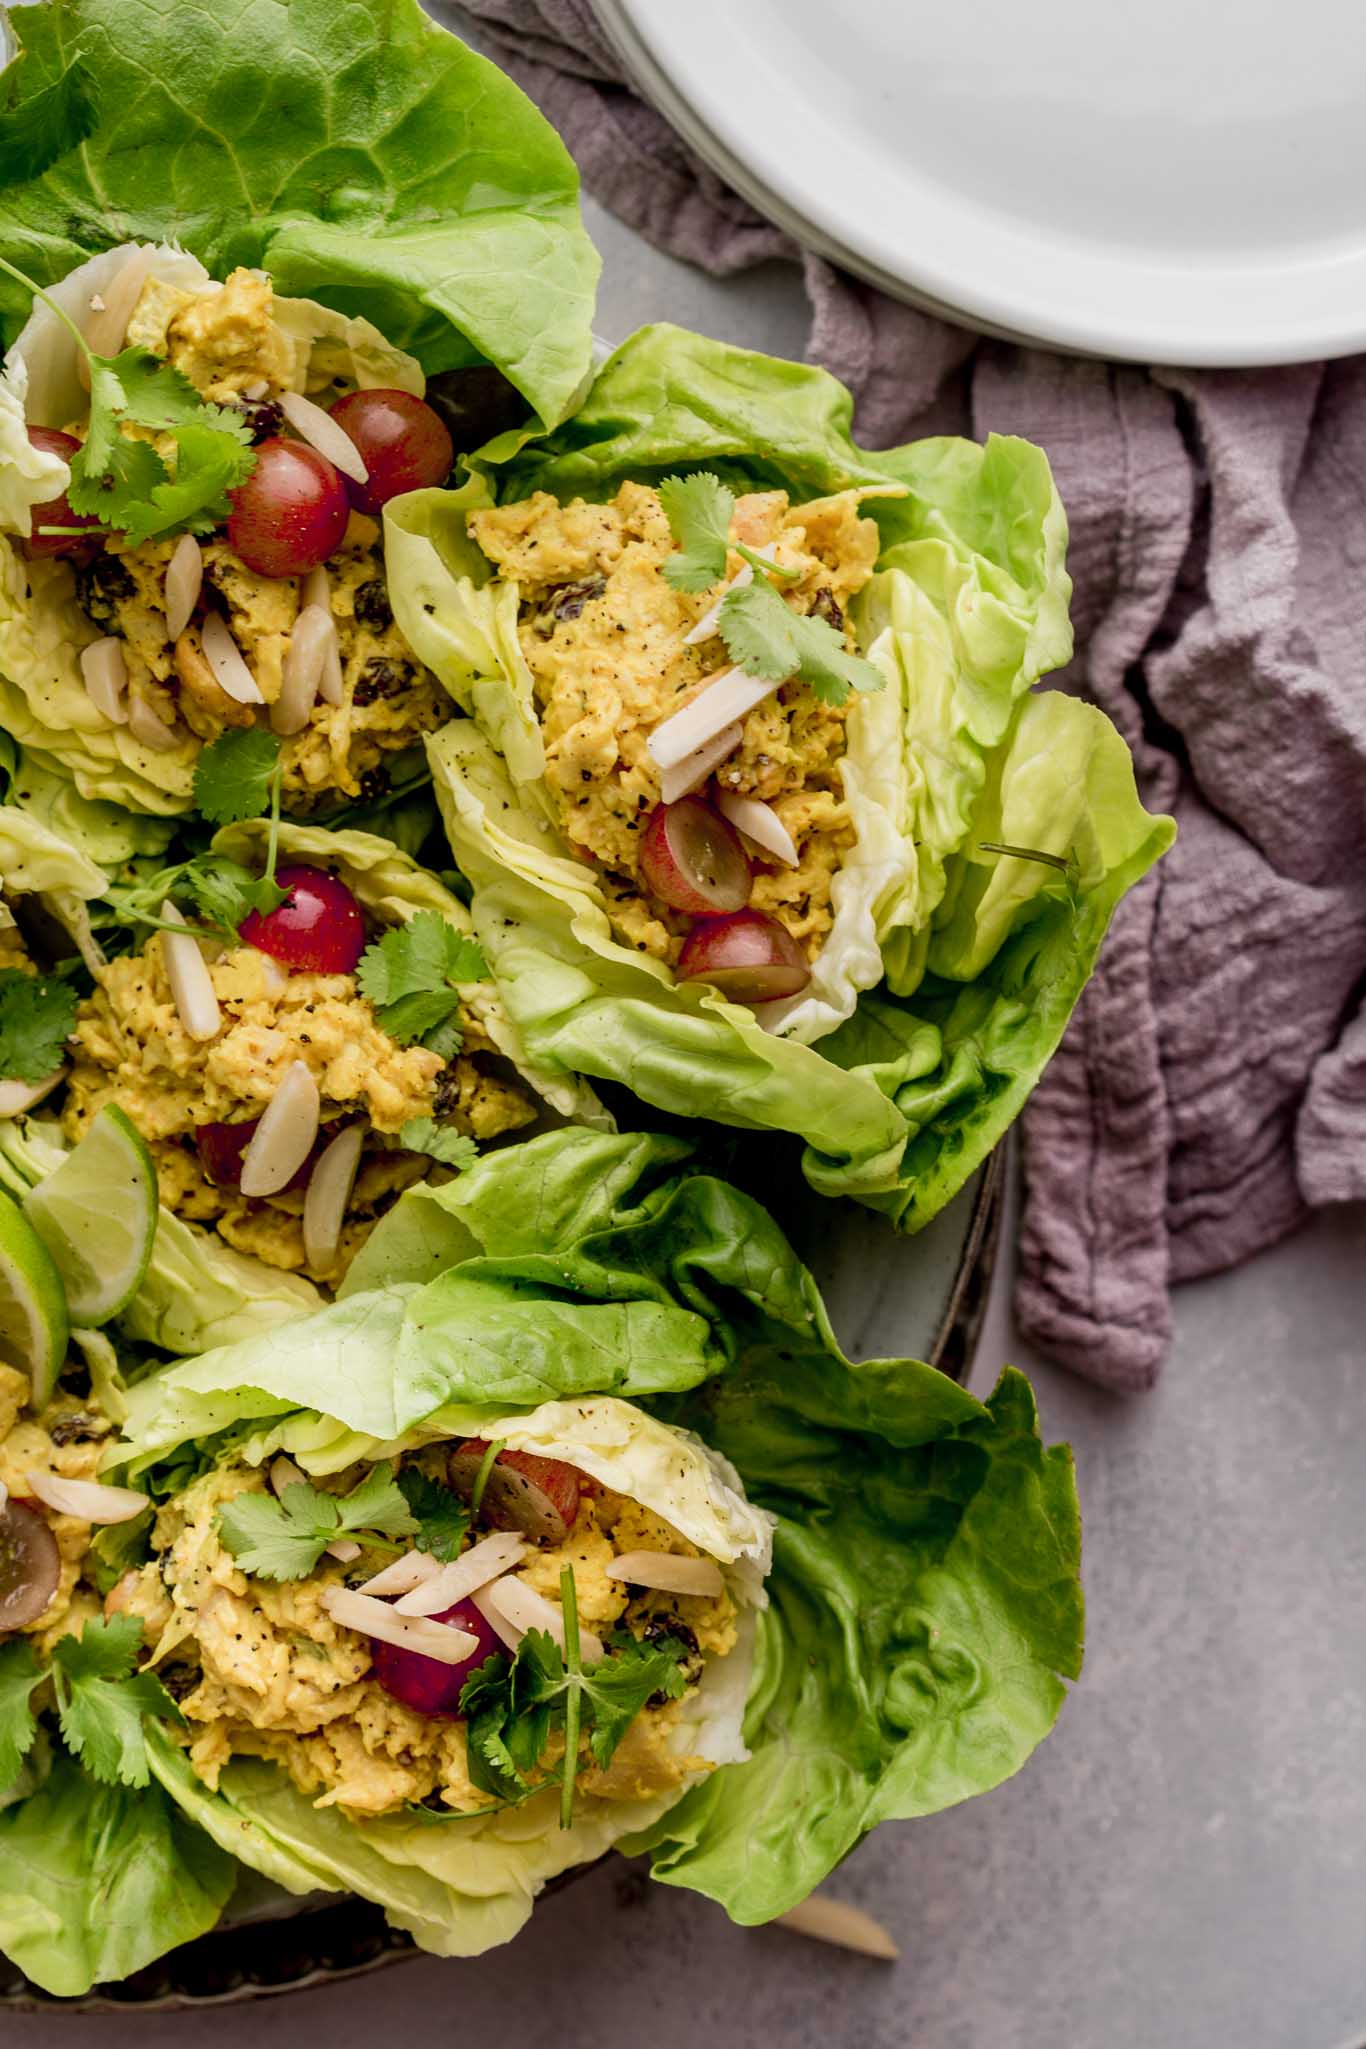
[0,1499,61,1629]
[227,437,350,578]
[448,1441,582,1543]
[677,909,811,1004]
[195,1117,319,1192]
[23,428,103,557]
[238,864,365,974]
[328,390,454,514]
[369,1595,504,1718]
[639,797,751,915]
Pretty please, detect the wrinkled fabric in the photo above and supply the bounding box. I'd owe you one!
[449,0,1366,1389]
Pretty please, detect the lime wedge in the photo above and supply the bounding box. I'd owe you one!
[24,1104,158,1327]
[0,1187,68,1403]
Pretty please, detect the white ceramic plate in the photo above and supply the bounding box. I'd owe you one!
[594,0,1366,366]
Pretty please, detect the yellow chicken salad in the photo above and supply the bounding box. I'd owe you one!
[0,248,462,816]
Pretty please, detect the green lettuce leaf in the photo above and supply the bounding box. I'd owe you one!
[111,1127,1081,1944]
[0,1750,234,1998]
[0,0,598,431]
[0,1112,320,1356]
[406,323,1172,1228]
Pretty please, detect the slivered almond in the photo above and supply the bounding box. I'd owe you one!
[79,637,129,724]
[659,719,743,805]
[302,1123,365,1270]
[475,1574,605,1664]
[715,790,799,867]
[25,1470,148,1525]
[128,692,182,752]
[239,1060,320,1197]
[164,534,204,641]
[161,902,221,1040]
[394,1533,526,1616]
[649,668,785,773]
[604,1550,724,1598]
[273,603,332,735]
[776,1896,900,1961]
[321,1586,479,1663]
[175,626,256,727]
[0,1068,66,1117]
[358,1549,442,1600]
[279,390,368,484]
[200,612,265,705]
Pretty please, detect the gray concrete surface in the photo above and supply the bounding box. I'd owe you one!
[13,167,1366,2049]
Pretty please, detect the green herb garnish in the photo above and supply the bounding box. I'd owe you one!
[0,965,79,1082]
[0,1617,182,1791]
[356,910,488,1053]
[216,1462,418,1582]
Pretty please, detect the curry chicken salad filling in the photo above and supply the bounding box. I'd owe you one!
[466,476,885,999]
[5,245,466,810]
[55,877,535,1286]
[111,1428,749,1823]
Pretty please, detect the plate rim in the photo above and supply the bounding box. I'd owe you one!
[592,0,1366,368]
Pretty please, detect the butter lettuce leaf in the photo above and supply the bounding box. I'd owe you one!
[0,1750,233,1998]
[0,0,597,432]
[113,1128,1081,1945]
[407,324,1172,1230]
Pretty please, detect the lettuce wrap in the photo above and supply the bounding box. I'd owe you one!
[88,1127,1083,1955]
[388,326,1174,1229]
[0,815,607,1356]
[0,0,599,815]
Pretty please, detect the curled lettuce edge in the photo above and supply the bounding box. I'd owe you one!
[98,1126,1083,1945]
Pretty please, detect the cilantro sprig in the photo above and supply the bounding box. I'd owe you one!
[356,910,488,1054]
[398,1120,479,1171]
[0,253,257,544]
[101,731,288,945]
[0,964,79,1082]
[216,1463,418,1582]
[657,472,800,593]
[458,1575,689,1828]
[0,1616,182,1792]
[657,470,883,706]
[396,1467,470,1562]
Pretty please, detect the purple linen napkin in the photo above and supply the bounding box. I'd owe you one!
[447,0,1366,1390]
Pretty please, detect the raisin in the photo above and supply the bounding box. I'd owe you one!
[159,1665,201,1703]
[352,655,414,706]
[640,1618,702,1703]
[353,579,393,633]
[47,1410,114,1447]
[811,587,845,631]
[525,574,606,639]
[432,1063,467,1118]
[225,397,285,443]
[72,553,135,627]
[355,766,390,805]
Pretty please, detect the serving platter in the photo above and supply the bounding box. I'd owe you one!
[593,0,1366,367]
[0,1154,1002,2013]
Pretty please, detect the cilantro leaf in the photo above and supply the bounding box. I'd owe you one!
[0,967,78,1082]
[658,472,734,593]
[185,856,288,934]
[117,419,257,546]
[396,1468,471,1561]
[718,575,883,705]
[217,1464,417,1582]
[585,1632,688,1768]
[356,913,488,1004]
[67,433,167,519]
[420,1014,466,1062]
[357,912,487,1050]
[452,1589,693,1826]
[193,729,282,826]
[373,990,464,1048]
[100,350,231,432]
[399,1120,479,1172]
[50,1615,183,1789]
[217,1489,338,1581]
[0,1640,44,1791]
[333,1464,419,1542]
